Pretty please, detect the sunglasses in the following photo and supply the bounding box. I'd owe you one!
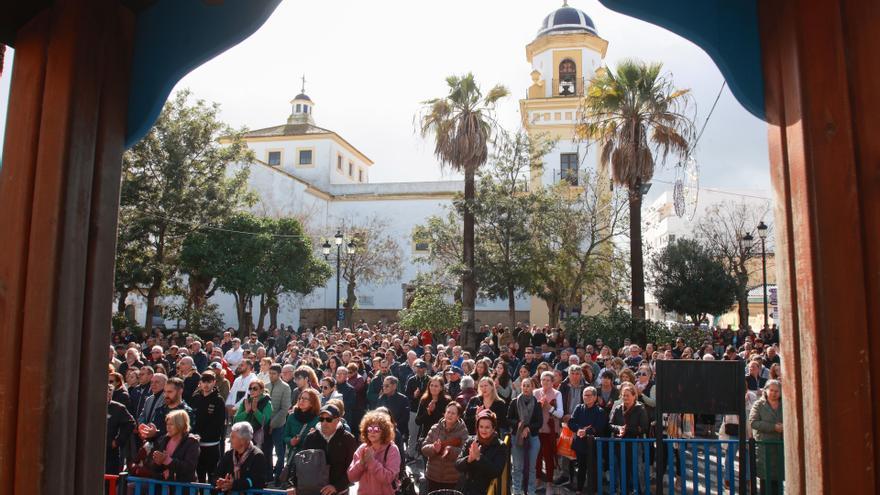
[249,386,262,391]
[318,417,335,423]
[637,372,648,377]
[367,425,381,433]
[321,386,331,391]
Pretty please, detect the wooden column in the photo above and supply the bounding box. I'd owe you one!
[759,0,880,492]
[0,1,133,493]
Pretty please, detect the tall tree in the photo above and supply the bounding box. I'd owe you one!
[181,214,330,334]
[473,131,551,328]
[578,59,694,341]
[118,90,255,332]
[418,73,508,351]
[340,215,404,329]
[649,238,738,325]
[529,172,630,327]
[413,211,465,300]
[694,200,773,329]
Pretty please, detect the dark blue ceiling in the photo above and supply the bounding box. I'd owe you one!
[599,0,764,119]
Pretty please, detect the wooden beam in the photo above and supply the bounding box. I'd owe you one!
[759,0,879,492]
[0,0,133,493]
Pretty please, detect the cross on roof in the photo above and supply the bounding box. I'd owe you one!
[300,74,307,94]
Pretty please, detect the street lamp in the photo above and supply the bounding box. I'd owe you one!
[757,221,769,330]
[324,231,356,330]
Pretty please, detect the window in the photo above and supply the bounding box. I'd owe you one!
[348,162,354,177]
[358,169,364,182]
[337,154,343,170]
[560,153,579,185]
[298,149,313,165]
[358,295,374,306]
[267,151,281,166]
[558,59,577,96]
[668,234,676,243]
[296,104,302,112]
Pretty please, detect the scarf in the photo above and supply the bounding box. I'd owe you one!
[515,394,536,445]
[232,442,255,480]
[294,408,316,424]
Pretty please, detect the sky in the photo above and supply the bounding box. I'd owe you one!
[0,0,772,203]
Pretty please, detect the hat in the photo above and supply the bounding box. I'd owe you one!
[414,359,428,369]
[446,365,463,375]
[209,362,223,370]
[319,404,341,419]
[479,344,492,353]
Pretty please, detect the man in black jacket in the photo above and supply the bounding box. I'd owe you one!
[106,384,135,474]
[190,373,226,482]
[404,359,429,457]
[301,404,358,495]
[214,422,268,492]
[377,376,410,455]
[334,367,357,426]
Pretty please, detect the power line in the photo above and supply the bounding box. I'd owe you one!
[690,80,726,154]
[652,178,771,200]
[128,211,317,239]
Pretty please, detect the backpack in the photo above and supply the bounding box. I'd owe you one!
[293,449,329,495]
[381,445,417,495]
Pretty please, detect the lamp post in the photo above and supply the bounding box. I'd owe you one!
[757,221,769,330]
[322,230,356,330]
[743,232,754,329]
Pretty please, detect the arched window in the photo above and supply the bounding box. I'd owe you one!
[558,59,577,96]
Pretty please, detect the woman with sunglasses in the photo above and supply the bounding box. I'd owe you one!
[347,411,400,495]
[283,388,320,456]
[233,378,273,448]
[454,409,508,495]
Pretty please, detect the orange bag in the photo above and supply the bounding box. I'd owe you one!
[557,424,576,459]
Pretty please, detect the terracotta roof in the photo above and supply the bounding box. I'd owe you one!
[242,123,333,138]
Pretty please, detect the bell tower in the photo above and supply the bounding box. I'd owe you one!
[520,1,608,190]
[288,74,315,125]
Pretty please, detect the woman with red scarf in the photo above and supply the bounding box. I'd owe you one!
[533,371,563,489]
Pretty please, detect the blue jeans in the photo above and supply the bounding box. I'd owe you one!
[511,435,540,495]
[271,426,286,480]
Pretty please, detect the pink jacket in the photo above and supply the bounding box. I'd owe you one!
[347,443,400,495]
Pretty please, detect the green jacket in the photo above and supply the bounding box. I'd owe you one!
[283,409,319,453]
[233,394,272,431]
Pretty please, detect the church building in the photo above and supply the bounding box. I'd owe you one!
[141,2,611,330]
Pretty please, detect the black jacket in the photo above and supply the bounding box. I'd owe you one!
[506,395,543,437]
[405,373,430,411]
[377,392,411,436]
[454,435,509,495]
[213,445,268,491]
[106,400,135,450]
[301,425,358,492]
[189,388,226,443]
[464,396,508,434]
[145,433,200,482]
[336,381,357,425]
[182,372,201,404]
[609,402,650,438]
[151,402,195,439]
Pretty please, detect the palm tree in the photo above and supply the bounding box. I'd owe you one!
[419,73,508,351]
[578,59,694,342]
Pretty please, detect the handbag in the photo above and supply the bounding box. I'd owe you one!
[556,424,576,459]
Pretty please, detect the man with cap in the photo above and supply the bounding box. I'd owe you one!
[300,404,358,495]
[404,359,430,458]
[445,365,464,399]
[190,371,226,483]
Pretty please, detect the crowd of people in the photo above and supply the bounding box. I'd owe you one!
[106,321,784,495]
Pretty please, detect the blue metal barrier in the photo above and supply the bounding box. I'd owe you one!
[595,438,745,494]
[126,476,287,495]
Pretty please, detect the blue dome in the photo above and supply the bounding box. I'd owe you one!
[538,5,598,37]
